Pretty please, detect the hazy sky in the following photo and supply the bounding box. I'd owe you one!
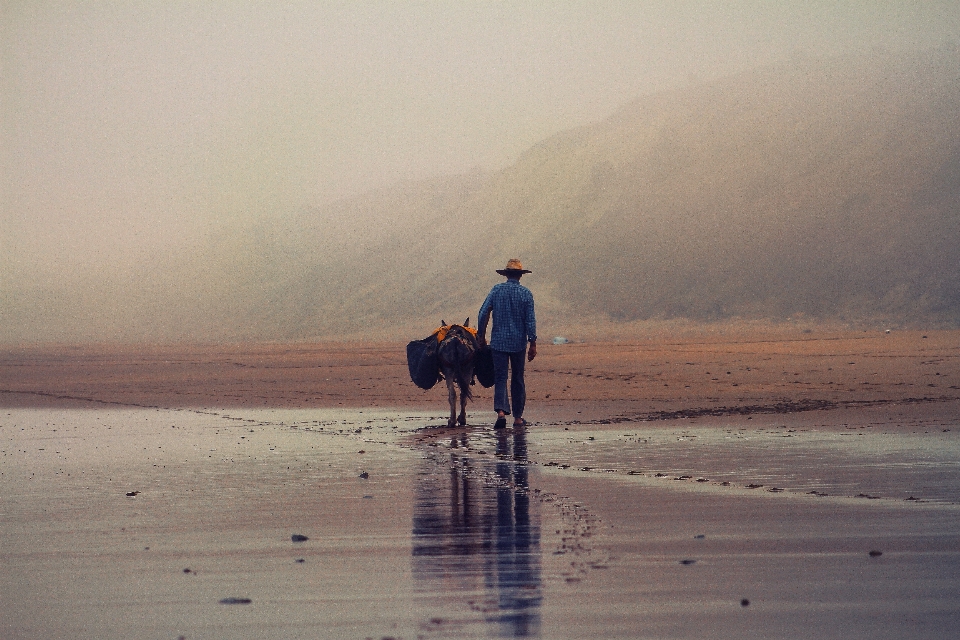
[3,1,959,280]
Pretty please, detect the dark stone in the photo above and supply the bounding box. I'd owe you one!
[291,534,309,542]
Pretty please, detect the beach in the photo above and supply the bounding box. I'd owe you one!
[2,329,959,638]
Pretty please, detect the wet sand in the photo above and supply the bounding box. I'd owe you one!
[2,329,959,638]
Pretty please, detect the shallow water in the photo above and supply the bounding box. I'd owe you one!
[1,408,564,639]
[529,420,960,505]
[2,406,960,639]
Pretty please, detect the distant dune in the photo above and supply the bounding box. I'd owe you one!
[6,47,960,342]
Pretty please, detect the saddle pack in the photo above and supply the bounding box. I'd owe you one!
[406,334,440,390]
[405,325,495,390]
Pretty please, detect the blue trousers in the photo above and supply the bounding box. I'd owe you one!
[492,348,526,418]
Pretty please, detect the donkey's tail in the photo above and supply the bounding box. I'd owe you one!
[441,338,474,400]
[455,340,474,400]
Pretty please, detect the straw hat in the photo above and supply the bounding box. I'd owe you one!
[496,258,532,275]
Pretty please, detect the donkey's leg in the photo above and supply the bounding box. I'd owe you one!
[446,377,458,427]
[457,383,468,426]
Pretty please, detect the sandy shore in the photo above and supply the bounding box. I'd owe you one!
[3,328,959,419]
[2,329,959,638]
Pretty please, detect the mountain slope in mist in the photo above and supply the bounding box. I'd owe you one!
[277,46,960,337]
[538,47,960,324]
[6,47,960,341]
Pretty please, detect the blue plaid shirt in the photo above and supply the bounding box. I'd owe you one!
[478,279,537,353]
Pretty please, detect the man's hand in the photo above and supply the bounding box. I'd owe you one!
[527,341,537,362]
[478,335,487,348]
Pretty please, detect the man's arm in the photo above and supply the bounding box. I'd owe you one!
[524,289,537,359]
[477,293,493,347]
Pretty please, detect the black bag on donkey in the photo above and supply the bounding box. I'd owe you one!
[473,346,495,388]
[406,335,440,390]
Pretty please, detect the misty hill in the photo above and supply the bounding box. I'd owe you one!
[6,46,960,342]
[268,46,960,338]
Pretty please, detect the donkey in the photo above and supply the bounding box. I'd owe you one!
[437,319,479,427]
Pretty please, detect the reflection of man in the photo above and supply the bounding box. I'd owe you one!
[411,427,541,637]
[478,259,537,429]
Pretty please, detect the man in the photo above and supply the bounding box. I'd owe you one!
[477,258,537,429]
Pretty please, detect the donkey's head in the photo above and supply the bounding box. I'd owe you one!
[440,318,475,348]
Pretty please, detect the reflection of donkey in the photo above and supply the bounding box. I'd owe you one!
[437,319,479,427]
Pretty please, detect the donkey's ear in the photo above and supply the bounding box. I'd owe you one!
[464,317,470,327]
[441,319,447,326]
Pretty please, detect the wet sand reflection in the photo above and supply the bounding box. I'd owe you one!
[412,427,542,637]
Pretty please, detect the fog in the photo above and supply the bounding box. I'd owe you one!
[3,2,959,341]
